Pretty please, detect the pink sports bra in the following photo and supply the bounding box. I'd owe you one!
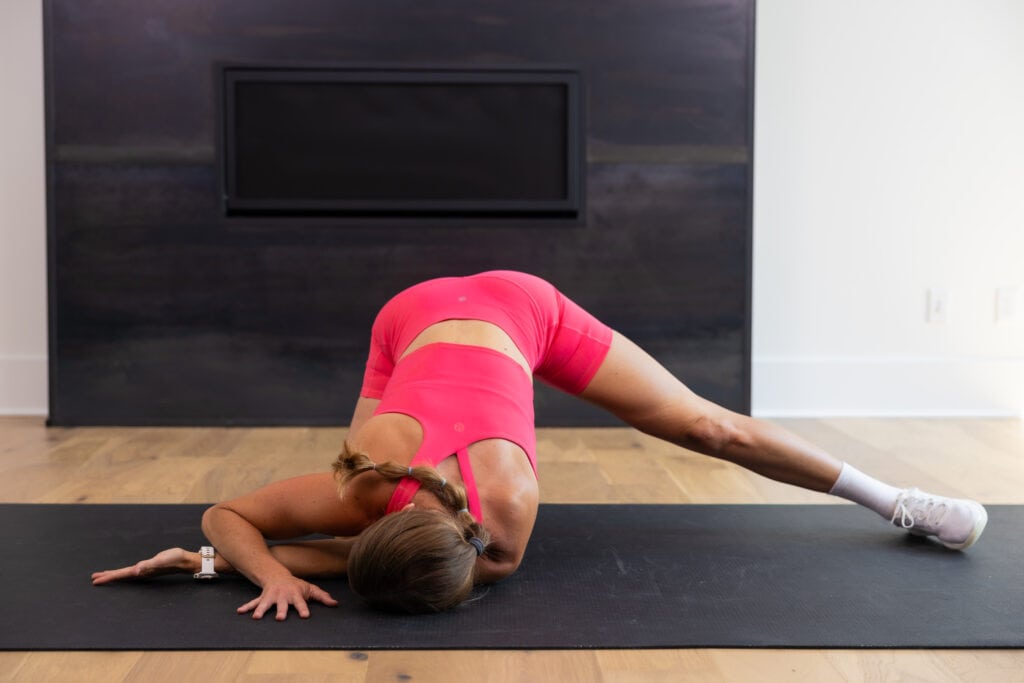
[376,343,538,522]
[360,271,613,522]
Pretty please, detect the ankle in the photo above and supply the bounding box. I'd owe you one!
[829,463,902,519]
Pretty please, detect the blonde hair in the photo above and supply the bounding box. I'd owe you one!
[332,444,492,613]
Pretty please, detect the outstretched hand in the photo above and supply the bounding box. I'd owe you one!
[91,547,195,585]
[236,575,339,621]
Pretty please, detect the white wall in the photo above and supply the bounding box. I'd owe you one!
[2,0,1022,417]
[753,0,1024,416]
[0,0,47,415]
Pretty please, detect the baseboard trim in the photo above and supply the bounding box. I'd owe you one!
[752,355,1024,418]
[0,355,47,416]
[6,354,1023,420]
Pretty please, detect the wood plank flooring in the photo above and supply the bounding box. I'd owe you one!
[1,416,1022,682]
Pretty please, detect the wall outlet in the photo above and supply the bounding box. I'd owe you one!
[995,286,1018,323]
[927,288,948,324]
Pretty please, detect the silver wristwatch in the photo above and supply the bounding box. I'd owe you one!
[193,546,219,579]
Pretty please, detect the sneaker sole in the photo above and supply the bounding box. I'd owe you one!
[939,501,989,551]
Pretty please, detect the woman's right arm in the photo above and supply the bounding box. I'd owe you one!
[199,472,369,619]
[346,396,381,443]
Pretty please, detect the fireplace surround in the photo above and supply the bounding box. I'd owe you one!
[45,0,755,426]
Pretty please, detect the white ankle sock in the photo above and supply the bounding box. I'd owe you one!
[828,463,903,519]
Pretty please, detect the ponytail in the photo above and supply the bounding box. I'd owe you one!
[333,444,492,611]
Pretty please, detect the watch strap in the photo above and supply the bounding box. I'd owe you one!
[193,545,218,579]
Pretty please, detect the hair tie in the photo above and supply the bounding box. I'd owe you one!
[407,466,413,476]
[457,507,469,514]
[468,537,485,556]
[439,477,447,488]
[370,462,377,471]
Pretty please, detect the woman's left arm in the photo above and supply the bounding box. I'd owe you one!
[266,537,356,577]
[91,537,357,585]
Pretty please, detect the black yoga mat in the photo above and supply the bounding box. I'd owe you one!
[2,503,1021,650]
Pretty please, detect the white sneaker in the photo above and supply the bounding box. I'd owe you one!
[891,487,988,550]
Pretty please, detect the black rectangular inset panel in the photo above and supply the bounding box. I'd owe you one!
[223,68,580,216]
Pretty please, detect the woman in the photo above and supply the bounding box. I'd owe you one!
[92,271,988,619]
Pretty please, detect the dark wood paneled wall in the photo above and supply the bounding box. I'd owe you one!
[45,0,755,426]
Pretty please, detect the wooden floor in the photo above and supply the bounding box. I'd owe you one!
[1,416,1022,682]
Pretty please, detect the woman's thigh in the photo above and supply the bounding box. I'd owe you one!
[578,331,717,444]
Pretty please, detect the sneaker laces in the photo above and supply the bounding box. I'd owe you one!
[891,488,950,531]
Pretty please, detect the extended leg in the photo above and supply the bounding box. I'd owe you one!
[579,331,843,491]
[578,332,987,549]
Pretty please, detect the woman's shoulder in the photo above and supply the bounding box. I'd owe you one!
[474,486,539,584]
[472,444,539,581]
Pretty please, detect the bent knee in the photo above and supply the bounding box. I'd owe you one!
[673,412,752,458]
